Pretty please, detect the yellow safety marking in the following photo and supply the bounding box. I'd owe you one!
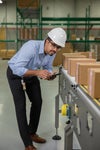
[61,104,68,116]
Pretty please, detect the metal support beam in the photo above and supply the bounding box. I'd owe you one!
[52,94,61,140]
[64,123,73,150]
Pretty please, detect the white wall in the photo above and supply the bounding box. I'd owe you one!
[0,0,16,24]
[75,0,100,17]
[0,0,16,22]
[0,2,7,23]
[0,0,100,24]
[7,0,16,22]
[41,0,100,17]
[41,0,75,17]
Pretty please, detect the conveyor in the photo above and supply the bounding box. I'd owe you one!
[53,67,100,150]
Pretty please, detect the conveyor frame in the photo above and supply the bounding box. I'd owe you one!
[53,67,100,150]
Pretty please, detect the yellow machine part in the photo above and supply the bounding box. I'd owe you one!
[61,104,68,116]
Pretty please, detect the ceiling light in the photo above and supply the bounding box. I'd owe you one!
[0,0,3,4]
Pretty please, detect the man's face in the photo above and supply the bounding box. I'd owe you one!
[44,39,61,56]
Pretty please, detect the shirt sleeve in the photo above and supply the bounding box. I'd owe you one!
[11,41,35,76]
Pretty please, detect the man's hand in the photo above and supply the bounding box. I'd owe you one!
[37,70,52,80]
[23,69,60,80]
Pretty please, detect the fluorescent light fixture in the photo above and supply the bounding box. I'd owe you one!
[0,0,3,4]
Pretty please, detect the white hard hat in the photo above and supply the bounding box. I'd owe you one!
[47,27,67,47]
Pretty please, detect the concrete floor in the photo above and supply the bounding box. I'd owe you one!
[0,59,80,150]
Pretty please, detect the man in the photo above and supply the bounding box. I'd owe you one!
[7,27,66,150]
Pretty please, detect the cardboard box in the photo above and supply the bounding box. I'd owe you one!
[88,68,100,99]
[18,0,39,8]
[6,49,16,59]
[0,49,7,58]
[62,53,86,69]
[74,51,96,59]
[53,42,73,66]
[0,49,16,59]
[67,58,96,76]
[71,34,76,40]
[75,62,100,85]
[0,27,6,49]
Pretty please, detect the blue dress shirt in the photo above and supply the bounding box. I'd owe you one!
[8,40,56,77]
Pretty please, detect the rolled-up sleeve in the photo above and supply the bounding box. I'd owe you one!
[8,41,35,76]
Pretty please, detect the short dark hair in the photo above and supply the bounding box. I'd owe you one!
[46,37,52,42]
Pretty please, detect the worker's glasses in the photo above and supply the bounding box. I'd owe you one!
[48,40,61,50]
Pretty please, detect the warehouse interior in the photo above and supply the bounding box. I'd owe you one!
[0,0,100,150]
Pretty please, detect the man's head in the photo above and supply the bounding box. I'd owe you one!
[44,27,67,56]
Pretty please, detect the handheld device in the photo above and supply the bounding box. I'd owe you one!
[54,72,61,76]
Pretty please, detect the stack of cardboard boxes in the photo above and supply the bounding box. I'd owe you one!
[62,53,86,69]
[0,49,16,59]
[62,51,100,99]
[75,62,100,85]
[67,58,96,76]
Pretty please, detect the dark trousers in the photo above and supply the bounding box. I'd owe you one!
[7,67,42,147]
